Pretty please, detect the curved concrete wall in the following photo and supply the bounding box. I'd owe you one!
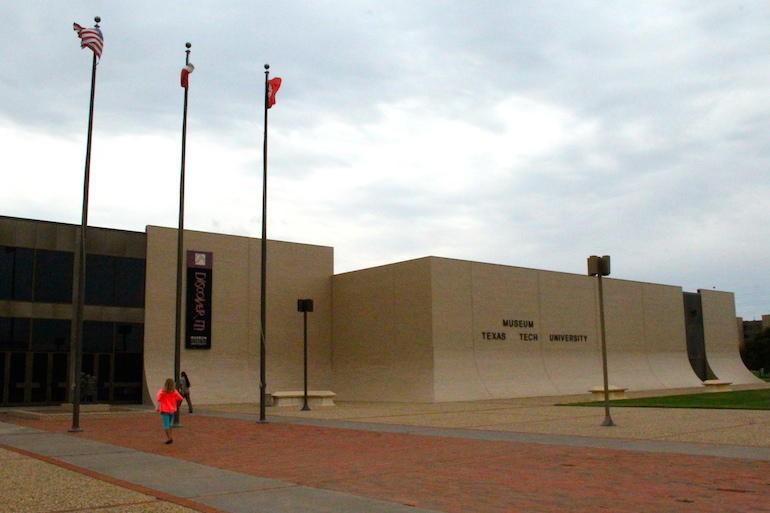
[334,257,720,402]
[602,280,703,390]
[431,259,701,401]
[700,289,762,385]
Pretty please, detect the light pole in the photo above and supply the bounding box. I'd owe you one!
[587,255,614,427]
[297,299,314,411]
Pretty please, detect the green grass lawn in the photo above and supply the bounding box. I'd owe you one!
[564,388,770,410]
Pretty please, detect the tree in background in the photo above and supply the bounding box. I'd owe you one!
[741,328,770,372]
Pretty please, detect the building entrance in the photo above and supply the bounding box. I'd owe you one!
[0,351,68,404]
[0,319,143,406]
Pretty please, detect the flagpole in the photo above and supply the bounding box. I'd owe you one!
[259,64,270,423]
[173,42,192,428]
[70,15,101,433]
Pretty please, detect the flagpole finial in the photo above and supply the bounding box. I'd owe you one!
[186,42,191,49]
[94,16,101,24]
[264,64,270,70]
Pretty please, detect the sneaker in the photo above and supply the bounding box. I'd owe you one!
[164,439,173,444]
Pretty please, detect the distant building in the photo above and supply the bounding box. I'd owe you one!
[0,215,762,407]
[742,320,762,342]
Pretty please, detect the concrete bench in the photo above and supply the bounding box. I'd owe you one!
[270,390,336,407]
[589,386,627,400]
[702,379,732,392]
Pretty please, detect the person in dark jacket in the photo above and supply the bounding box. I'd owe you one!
[177,371,193,413]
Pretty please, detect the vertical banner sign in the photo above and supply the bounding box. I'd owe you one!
[186,251,213,349]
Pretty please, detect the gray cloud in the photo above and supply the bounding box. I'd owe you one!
[1,1,768,318]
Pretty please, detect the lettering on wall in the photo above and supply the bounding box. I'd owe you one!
[478,318,588,344]
[548,334,589,343]
[185,250,213,349]
[503,319,534,328]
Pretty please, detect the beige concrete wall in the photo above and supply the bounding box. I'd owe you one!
[332,259,435,401]
[144,226,333,405]
[333,256,714,402]
[700,289,761,385]
[538,270,601,395]
[431,260,699,400]
[431,259,494,401]
[602,280,702,390]
[432,260,564,400]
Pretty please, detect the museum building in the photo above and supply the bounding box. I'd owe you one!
[0,215,761,407]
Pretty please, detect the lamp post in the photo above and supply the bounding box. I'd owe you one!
[297,299,314,411]
[587,255,615,427]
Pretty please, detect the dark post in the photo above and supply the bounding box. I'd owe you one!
[70,15,101,433]
[259,64,270,422]
[588,255,614,427]
[297,299,314,411]
[173,42,192,427]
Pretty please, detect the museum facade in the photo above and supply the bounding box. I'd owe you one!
[0,215,760,406]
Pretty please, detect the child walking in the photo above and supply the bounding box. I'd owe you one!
[157,378,184,444]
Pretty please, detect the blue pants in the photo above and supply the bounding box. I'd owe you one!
[161,412,174,429]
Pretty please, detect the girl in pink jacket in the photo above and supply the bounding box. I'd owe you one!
[157,378,184,444]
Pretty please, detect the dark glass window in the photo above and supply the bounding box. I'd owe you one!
[31,353,48,402]
[85,255,145,307]
[51,353,68,402]
[115,323,143,353]
[81,353,95,376]
[85,254,115,306]
[83,321,114,353]
[115,258,145,307]
[0,317,30,350]
[34,250,73,303]
[114,353,142,382]
[9,352,25,403]
[0,246,34,301]
[0,352,5,403]
[31,319,70,352]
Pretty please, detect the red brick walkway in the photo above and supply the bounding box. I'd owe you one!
[6,413,770,513]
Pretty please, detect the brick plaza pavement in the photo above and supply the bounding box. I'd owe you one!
[3,406,770,513]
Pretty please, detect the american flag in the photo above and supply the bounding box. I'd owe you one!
[73,22,104,61]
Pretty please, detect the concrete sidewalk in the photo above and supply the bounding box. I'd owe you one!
[2,391,770,513]
[0,421,440,513]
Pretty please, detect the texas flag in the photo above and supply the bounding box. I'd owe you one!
[181,63,195,88]
[267,77,282,108]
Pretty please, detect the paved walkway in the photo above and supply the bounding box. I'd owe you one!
[2,392,770,513]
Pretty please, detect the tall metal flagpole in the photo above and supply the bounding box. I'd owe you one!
[70,16,101,433]
[173,42,192,427]
[259,64,270,422]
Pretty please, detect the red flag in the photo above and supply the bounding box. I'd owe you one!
[73,22,104,61]
[267,77,282,108]
[181,63,195,88]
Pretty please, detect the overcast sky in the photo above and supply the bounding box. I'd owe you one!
[1,1,768,319]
